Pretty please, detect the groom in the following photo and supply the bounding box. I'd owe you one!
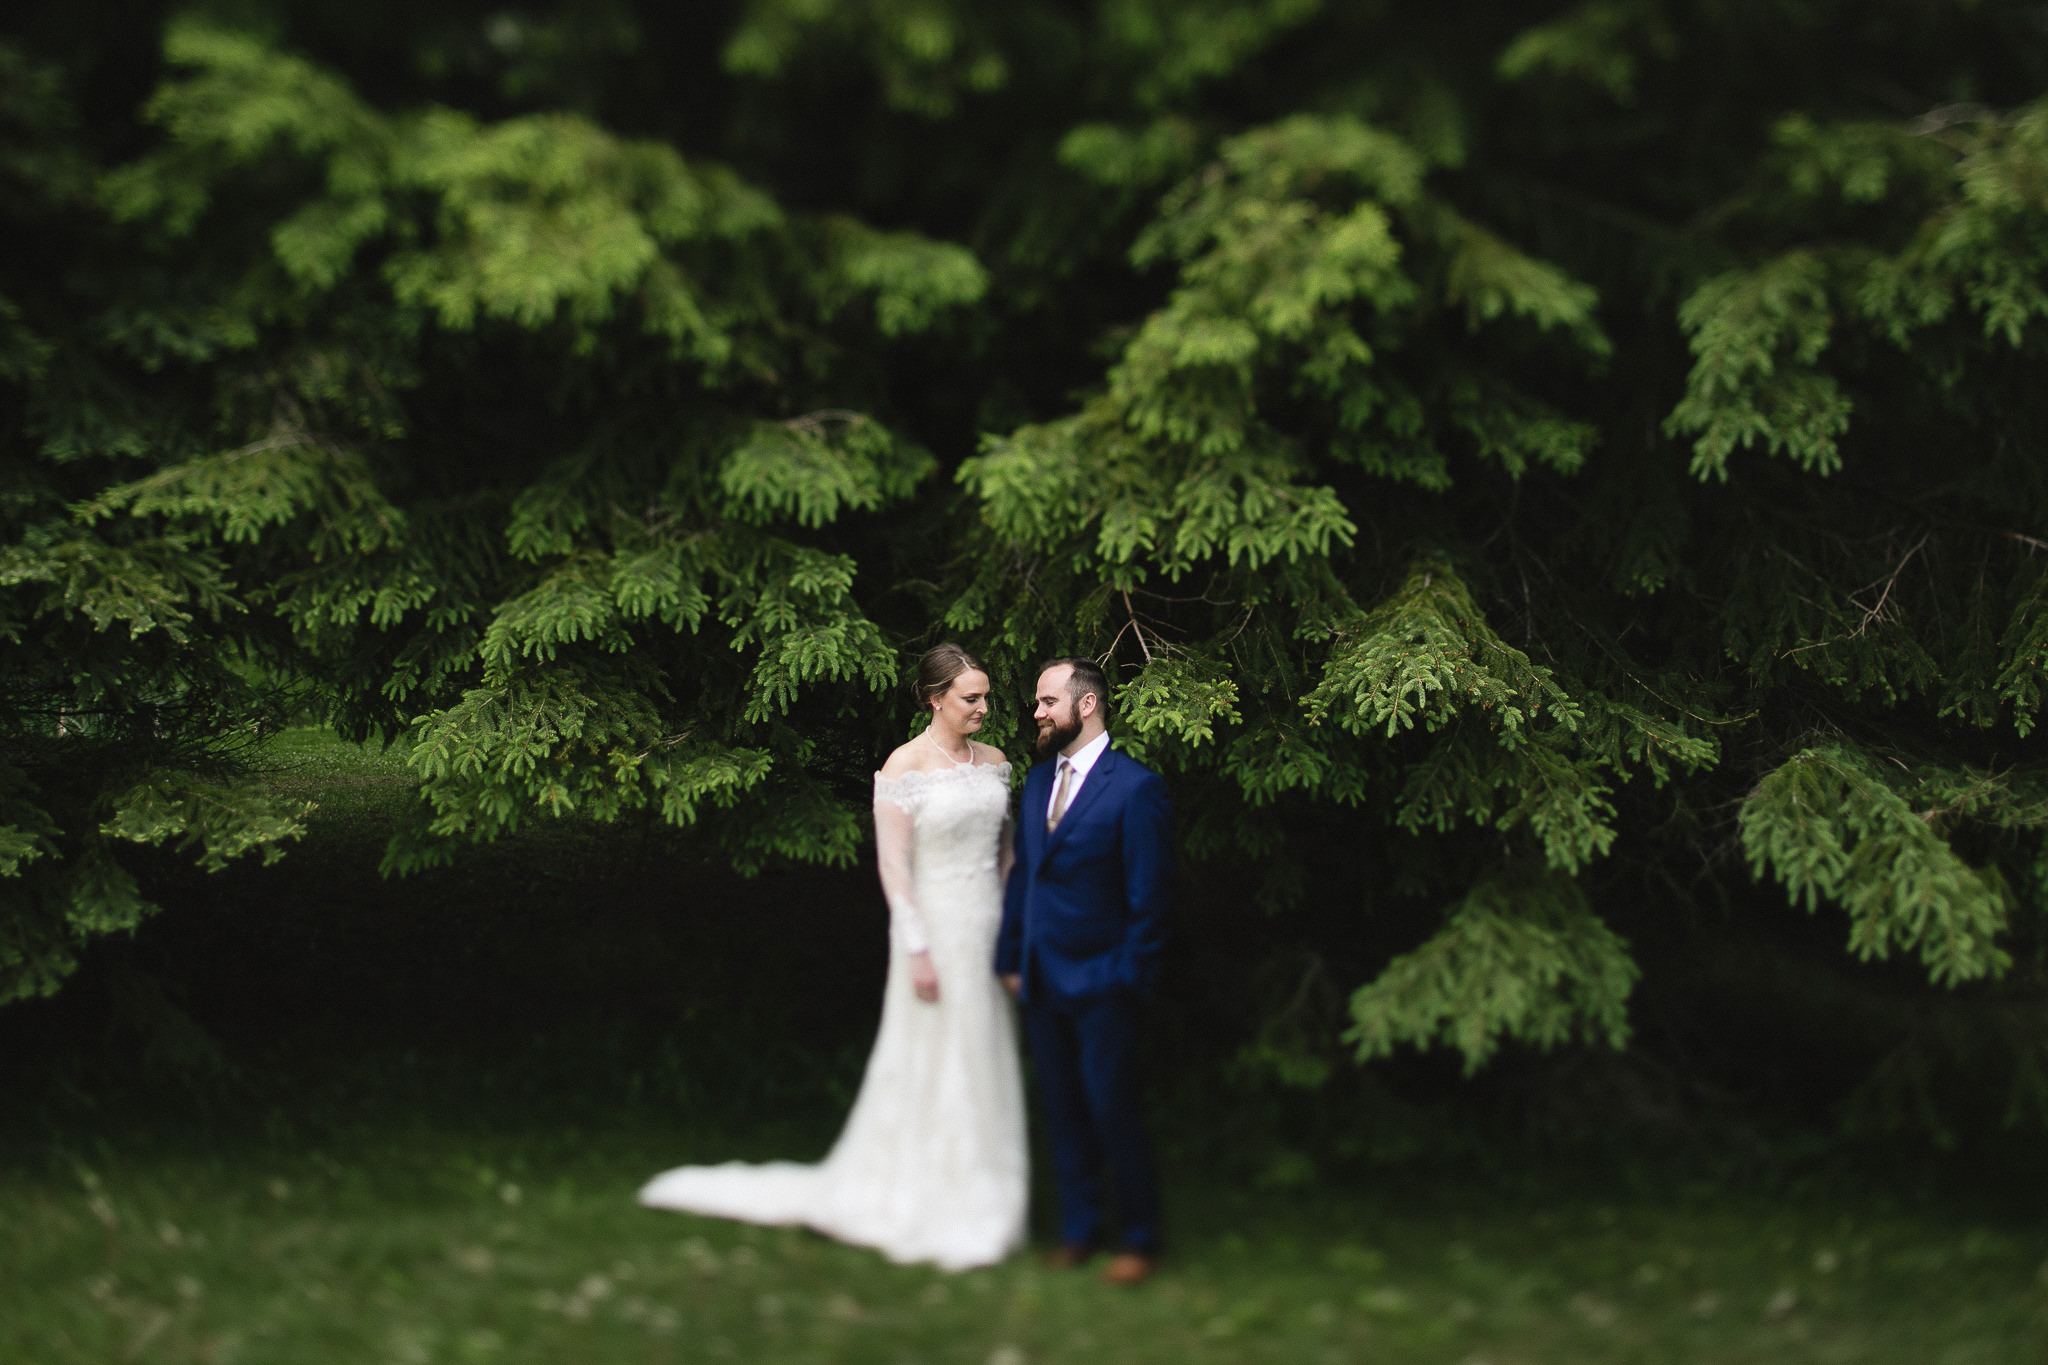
[997,656,1173,1286]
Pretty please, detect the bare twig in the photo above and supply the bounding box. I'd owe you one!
[1122,590,1154,665]
[782,409,867,434]
[1844,532,1929,641]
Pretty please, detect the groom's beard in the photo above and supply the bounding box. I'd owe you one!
[1035,705,1083,758]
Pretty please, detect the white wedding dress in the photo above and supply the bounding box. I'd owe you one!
[638,758,1028,1270]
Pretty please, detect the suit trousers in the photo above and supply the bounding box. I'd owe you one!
[1022,985,1160,1253]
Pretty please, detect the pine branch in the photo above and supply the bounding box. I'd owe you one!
[1346,865,1637,1074]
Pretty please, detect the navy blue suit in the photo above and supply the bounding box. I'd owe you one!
[996,743,1173,1253]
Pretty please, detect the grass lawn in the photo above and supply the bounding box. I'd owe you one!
[4,1124,2045,1365]
[3,730,2045,1363]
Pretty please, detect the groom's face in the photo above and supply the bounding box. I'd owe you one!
[1033,666,1085,757]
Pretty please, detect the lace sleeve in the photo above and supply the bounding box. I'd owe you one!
[873,774,929,955]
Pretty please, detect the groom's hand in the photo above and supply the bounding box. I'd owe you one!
[1000,973,1021,998]
[909,951,940,1003]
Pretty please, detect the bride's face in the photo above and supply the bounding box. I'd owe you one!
[932,668,991,735]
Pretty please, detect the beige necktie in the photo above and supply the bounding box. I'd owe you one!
[1046,761,1076,832]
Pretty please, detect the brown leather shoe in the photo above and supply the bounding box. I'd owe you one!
[1043,1243,1098,1269]
[1100,1251,1156,1286]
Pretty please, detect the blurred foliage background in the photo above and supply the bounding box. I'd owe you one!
[5,0,2048,1170]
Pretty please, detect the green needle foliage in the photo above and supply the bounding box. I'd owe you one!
[1739,747,2044,987]
[4,0,2048,1116]
[0,12,975,996]
[1346,865,1638,1075]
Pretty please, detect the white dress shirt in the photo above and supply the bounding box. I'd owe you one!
[1049,730,1112,823]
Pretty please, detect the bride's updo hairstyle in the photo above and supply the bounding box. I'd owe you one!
[914,643,984,713]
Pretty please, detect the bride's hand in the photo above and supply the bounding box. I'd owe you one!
[908,951,940,1003]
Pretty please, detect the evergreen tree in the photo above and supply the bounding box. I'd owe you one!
[0,11,983,999]
[4,0,2047,1124]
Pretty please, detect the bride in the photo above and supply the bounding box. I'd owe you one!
[638,644,1028,1270]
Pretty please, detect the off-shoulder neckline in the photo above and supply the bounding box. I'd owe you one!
[874,760,1013,784]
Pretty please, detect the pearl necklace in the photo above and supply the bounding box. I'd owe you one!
[924,726,975,768]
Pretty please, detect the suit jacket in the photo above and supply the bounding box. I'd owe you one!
[996,743,1173,1003]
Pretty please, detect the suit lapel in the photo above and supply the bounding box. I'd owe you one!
[1023,761,1052,862]
[1036,746,1120,867]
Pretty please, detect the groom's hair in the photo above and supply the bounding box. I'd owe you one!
[1039,655,1110,718]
